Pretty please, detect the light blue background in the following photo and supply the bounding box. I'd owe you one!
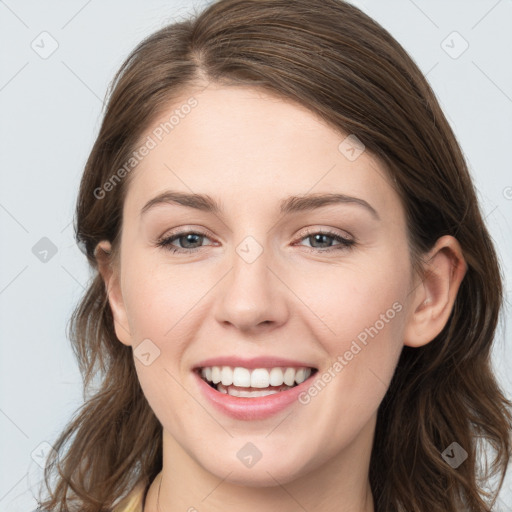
[1,0,511,510]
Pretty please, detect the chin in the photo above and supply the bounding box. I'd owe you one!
[197,451,310,487]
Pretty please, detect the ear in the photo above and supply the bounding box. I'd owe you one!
[403,235,467,348]
[95,240,133,347]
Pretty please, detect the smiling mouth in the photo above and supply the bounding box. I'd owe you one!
[196,365,318,398]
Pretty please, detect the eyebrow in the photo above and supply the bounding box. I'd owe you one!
[140,191,380,220]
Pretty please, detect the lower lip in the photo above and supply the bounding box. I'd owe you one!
[193,370,315,421]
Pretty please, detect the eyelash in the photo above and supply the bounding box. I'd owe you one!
[156,228,356,255]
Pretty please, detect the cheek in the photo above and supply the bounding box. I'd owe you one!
[134,361,200,441]
[290,253,410,348]
[309,254,408,377]
[289,251,410,421]
[121,254,197,339]
[293,270,407,457]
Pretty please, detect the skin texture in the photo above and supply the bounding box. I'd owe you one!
[96,84,466,512]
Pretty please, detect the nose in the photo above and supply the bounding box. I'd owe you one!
[213,242,290,334]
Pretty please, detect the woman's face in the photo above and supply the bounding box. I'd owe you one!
[102,84,422,486]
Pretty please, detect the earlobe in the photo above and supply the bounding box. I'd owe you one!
[403,235,467,348]
[94,240,133,347]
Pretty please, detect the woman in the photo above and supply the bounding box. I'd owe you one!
[36,0,511,511]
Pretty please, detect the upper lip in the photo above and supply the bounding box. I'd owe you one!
[193,356,317,370]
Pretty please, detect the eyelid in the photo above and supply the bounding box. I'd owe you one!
[293,226,354,244]
[155,226,216,252]
[156,226,356,254]
[157,225,216,242]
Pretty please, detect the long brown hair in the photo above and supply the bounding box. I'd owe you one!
[36,1,511,510]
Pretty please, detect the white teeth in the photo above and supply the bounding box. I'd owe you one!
[283,367,296,386]
[221,366,233,386]
[233,367,251,387]
[199,365,314,390]
[211,366,221,384]
[269,367,284,386]
[251,368,270,388]
[295,368,312,384]
[216,383,228,394]
[217,383,293,397]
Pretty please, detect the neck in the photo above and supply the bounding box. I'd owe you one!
[145,416,376,512]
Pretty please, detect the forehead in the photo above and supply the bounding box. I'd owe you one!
[123,84,400,220]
